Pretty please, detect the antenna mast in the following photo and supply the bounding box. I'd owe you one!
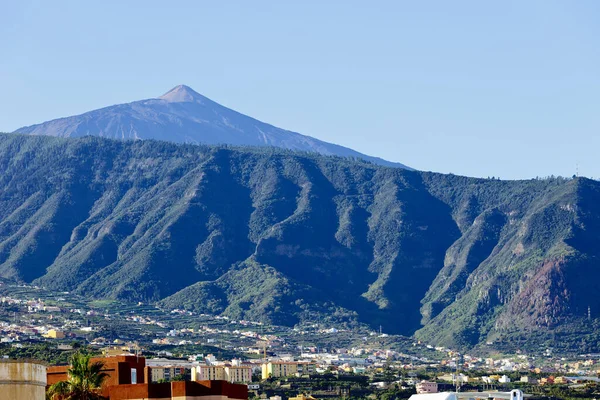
[455,355,461,393]
[588,306,591,321]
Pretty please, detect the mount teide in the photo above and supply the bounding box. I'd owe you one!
[4,87,600,352]
[13,85,410,169]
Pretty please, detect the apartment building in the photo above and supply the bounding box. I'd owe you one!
[261,362,316,380]
[192,364,252,383]
[146,366,189,383]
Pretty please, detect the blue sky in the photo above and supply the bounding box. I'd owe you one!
[1,1,599,179]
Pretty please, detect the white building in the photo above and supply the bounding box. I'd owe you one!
[416,381,439,394]
[409,393,458,400]
[520,376,537,384]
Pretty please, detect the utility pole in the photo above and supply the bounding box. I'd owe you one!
[588,305,591,321]
[261,341,267,361]
[455,355,462,393]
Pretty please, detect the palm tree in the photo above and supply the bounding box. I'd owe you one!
[47,352,109,400]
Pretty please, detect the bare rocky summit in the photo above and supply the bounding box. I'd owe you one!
[13,85,410,169]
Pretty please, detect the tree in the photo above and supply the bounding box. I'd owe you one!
[47,352,109,400]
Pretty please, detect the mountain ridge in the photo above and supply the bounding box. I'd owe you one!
[12,85,411,169]
[0,133,598,351]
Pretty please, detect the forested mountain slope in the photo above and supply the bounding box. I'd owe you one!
[0,133,598,350]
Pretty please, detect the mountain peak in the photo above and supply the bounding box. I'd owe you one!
[159,84,203,103]
[13,84,410,169]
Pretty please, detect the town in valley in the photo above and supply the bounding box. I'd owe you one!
[2,280,599,399]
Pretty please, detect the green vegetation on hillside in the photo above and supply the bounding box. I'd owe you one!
[0,133,598,350]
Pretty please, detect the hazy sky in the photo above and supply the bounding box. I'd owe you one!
[1,1,599,179]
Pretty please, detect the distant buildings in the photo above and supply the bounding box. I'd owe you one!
[224,365,252,383]
[47,355,248,399]
[147,366,189,382]
[43,329,64,339]
[554,376,571,384]
[288,395,318,400]
[194,365,226,381]
[416,381,438,394]
[520,376,538,384]
[540,377,554,385]
[191,357,253,384]
[261,361,316,379]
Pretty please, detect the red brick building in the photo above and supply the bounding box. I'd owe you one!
[108,380,248,400]
[47,355,145,397]
[47,355,247,400]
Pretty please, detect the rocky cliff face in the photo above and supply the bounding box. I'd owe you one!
[0,133,598,350]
